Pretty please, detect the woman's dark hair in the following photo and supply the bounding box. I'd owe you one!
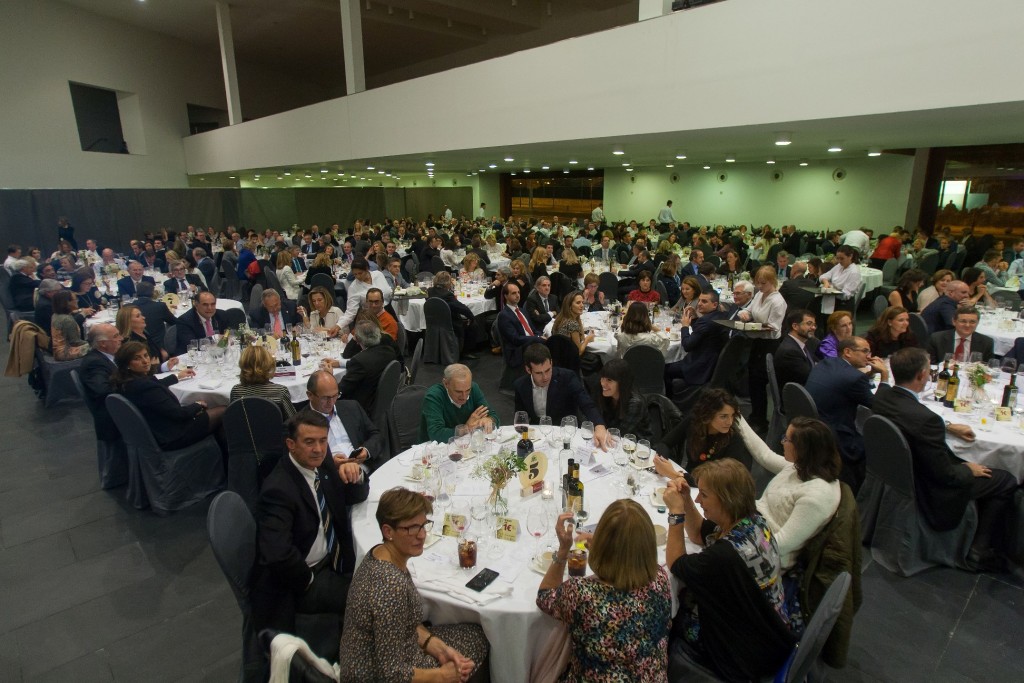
[112,340,149,388]
[686,387,739,463]
[897,268,926,291]
[71,268,94,292]
[867,306,909,342]
[52,289,75,315]
[836,244,860,263]
[621,301,653,334]
[595,359,635,421]
[787,417,842,482]
[961,267,983,289]
[681,276,702,301]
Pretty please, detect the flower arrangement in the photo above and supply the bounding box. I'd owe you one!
[472,449,526,514]
[968,363,992,388]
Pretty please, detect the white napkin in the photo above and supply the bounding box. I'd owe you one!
[417,577,503,606]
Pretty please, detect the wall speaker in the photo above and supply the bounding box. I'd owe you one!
[630,175,636,183]
[771,170,784,182]
[717,172,728,183]
[832,168,847,182]
[670,173,680,183]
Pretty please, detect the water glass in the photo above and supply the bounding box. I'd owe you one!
[538,416,553,443]
[580,421,594,444]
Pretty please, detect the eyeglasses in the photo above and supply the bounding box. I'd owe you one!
[781,435,792,444]
[395,520,433,536]
[313,393,340,402]
[853,347,871,354]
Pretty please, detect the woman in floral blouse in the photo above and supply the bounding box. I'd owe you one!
[537,500,671,682]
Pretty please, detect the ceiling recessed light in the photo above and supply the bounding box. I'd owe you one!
[766,160,776,165]
[304,173,311,178]
[320,168,328,173]
[666,164,674,168]
[283,171,291,176]
[563,169,569,174]
[228,175,236,179]
[827,144,842,153]
[478,169,485,172]
[703,165,711,170]
[510,172,517,175]
[612,148,625,155]
[367,165,375,170]
[377,170,385,174]
[541,165,550,170]
[523,169,531,173]
[587,167,594,171]
[621,162,629,167]
[867,149,882,157]
[504,156,514,162]
[799,160,809,166]
[568,160,578,165]
[488,164,497,169]
[774,133,792,146]
[625,168,633,172]
[725,155,735,163]
[425,162,434,167]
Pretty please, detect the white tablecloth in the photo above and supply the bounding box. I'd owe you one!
[394,294,496,332]
[974,314,1023,357]
[859,266,883,292]
[921,390,1024,483]
[165,359,346,407]
[351,427,697,683]
[83,298,244,329]
[544,311,684,363]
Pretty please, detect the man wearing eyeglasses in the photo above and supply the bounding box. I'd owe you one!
[253,409,370,637]
[805,336,889,492]
[305,369,385,473]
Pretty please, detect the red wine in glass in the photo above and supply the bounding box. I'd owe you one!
[449,451,463,463]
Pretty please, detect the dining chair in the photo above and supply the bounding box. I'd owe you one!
[422,298,459,365]
[223,397,285,512]
[70,369,128,489]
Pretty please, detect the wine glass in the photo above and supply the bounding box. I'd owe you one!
[451,501,471,540]
[447,437,464,464]
[560,416,577,448]
[525,505,550,560]
[470,426,486,459]
[538,416,553,444]
[1001,357,1018,377]
[454,425,471,461]
[580,421,594,445]
[636,439,652,469]
[514,411,530,435]
[483,417,497,442]
[622,433,637,466]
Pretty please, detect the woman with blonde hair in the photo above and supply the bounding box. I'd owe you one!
[301,286,343,337]
[559,247,583,282]
[916,268,954,311]
[460,252,485,280]
[340,487,489,682]
[538,500,671,682]
[116,303,171,372]
[529,246,550,281]
[553,290,595,360]
[229,344,295,419]
[738,265,786,432]
[275,251,302,300]
[304,251,334,283]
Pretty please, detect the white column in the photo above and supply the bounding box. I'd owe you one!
[638,0,673,21]
[339,0,366,94]
[215,1,242,125]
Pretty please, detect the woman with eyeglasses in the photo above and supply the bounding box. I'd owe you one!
[340,487,489,683]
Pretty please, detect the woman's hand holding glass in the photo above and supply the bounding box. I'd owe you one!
[553,511,576,552]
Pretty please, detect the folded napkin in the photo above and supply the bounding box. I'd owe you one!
[417,577,503,606]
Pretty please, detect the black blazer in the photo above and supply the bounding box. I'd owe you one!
[250,300,301,331]
[920,295,957,335]
[672,310,729,387]
[497,305,544,369]
[338,344,400,419]
[805,357,874,462]
[256,450,369,594]
[332,400,387,471]
[135,297,177,346]
[118,374,202,448]
[174,307,230,356]
[524,290,558,331]
[9,273,39,311]
[426,288,475,324]
[779,276,817,312]
[80,350,118,441]
[513,367,602,425]
[925,330,994,365]
[773,335,820,391]
[116,275,156,298]
[163,274,207,295]
[871,385,974,531]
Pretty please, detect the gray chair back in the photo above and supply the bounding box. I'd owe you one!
[70,369,128,489]
[644,393,682,443]
[863,415,914,497]
[622,345,665,395]
[765,354,787,448]
[991,288,1020,310]
[547,334,581,374]
[408,338,424,385]
[388,385,428,455]
[223,397,285,511]
[871,294,888,319]
[263,268,286,300]
[35,348,84,408]
[373,360,403,430]
[598,272,619,304]
[917,251,939,275]
[850,282,867,330]
[309,273,335,294]
[881,258,899,285]
[550,271,574,302]
[395,316,408,356]
[908,314,928,354]
[707,335,751,393]
[655,281,669,304]
[162,325,180,357]
[783,382,819,420]
[248,284,264,318]
[223,307,247,329]
[422,297,458,365]
[782,572,852,683]
[855,404,872,435]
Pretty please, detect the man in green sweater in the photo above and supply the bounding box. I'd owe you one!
[419,364,500,443]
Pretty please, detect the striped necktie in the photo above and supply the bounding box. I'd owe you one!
[314,472,340,571]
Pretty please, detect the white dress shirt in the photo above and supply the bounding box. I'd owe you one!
[288,453,328,566]
[531,379,548,418]
[819,263,863,299]
[339,270,392,332]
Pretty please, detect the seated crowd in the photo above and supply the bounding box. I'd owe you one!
[6,213,1023,682]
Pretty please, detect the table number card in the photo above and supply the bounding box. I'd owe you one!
[954,399,973,414]
[441,513,467,538]
[996,406,1013,421]
[519,451,548,496]
[495,516,519,542]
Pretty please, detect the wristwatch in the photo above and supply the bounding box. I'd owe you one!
[667,513,686,526]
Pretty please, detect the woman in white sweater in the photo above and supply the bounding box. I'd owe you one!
[275,251,303,301]
[615,300,669,357]
[738,415,841,570]
[738,265,787,431]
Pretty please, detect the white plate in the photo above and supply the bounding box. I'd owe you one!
[629,458,654,471]
[650,487,666,507]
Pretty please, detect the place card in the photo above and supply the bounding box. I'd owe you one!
[574,445,595,466]
[441,513,467,538]
[495,516,519,542]
[954,398,973,413]
[996,407,1013,421]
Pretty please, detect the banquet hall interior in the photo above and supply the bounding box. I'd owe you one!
[2,0,1024,681]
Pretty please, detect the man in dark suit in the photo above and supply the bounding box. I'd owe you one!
[251,409,370,636]
[806,336,889,492]
[773,309,819,395]
[163,260,206,296]
[338,321,400,421]
[133,282,176,348]
[497,281,545,382]
[427,271,483,360]
[775,251,792,280]
[250,289,302,337]
[194,248,216,284]
[513,344,607,445]
[80,323,122,442]
[920,280,970,334]
[778,261,817,312]
[664,290,729,397]
[593,236,615,263]
[174,291,229,355]
[524,276,559,332]
[307,370,386,471]
[116,262,156,298]
[925,306,994,364]
[873,348,1017,572]
[680,250,703,278]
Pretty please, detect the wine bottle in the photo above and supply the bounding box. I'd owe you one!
[290,329,302,366]
[562,457,574,493]
[935,360,950,401]
[516,429,534,460]
[944,364,960,407]
[572,464,584,514]
[216,328,230,348]
[1001,372,1018,408]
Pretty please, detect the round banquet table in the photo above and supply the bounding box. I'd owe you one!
[83,298,244,330]
[543,310,684,363]
[974,310,1024,357]
[164,356,347,407]
[350,427,699,683]
[393,292,496,332]
[859,265,883,292]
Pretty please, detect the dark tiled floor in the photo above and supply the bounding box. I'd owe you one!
[0,333,1021,682]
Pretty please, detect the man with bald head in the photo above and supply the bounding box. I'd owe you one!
[920,279,971,334]
[116,261,155,298]
[419,364,499,443]
[79,324,125,447]
[305,369,384,472]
